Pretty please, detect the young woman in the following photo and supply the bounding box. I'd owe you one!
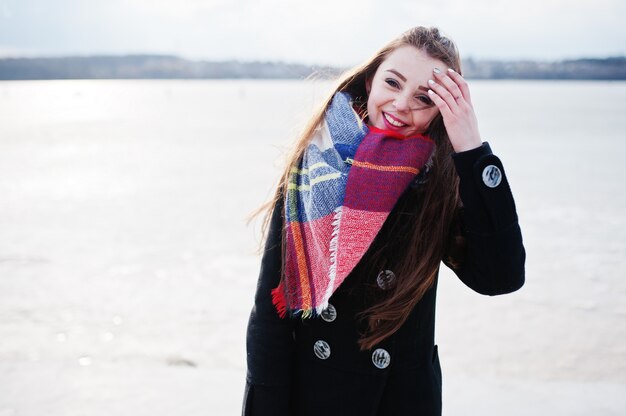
[243,26,525,416]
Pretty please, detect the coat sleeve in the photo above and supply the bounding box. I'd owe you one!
[443,142,526,295]
[243,198,295,416]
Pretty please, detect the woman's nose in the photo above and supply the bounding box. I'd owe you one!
[393,94,410,111]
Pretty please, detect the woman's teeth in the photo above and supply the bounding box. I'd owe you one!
[384,113,407,127]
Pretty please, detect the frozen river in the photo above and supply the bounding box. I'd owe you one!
[0,79,625,415]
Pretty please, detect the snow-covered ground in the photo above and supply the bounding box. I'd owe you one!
[0,79,624,415]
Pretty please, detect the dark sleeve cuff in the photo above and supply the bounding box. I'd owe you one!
[451,141,519,233]
[451,142,494,174]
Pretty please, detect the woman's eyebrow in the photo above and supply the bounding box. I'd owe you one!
[386,69,407,81]
[386,69,429,92]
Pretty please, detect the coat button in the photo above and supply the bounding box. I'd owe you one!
[482,165,502,188]
[376,270,396,290]
[320,303,337,323]
[313,340,331,360]
[371,348,391,369]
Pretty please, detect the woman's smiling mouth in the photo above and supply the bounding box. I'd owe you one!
[383,112,408,128]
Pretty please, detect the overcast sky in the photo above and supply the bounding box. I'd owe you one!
[1,0,624,66]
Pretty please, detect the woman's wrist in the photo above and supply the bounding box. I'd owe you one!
[451,137,482,153]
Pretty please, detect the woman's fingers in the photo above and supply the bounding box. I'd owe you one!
[429,67,472,107]
[427,78,457,111]
[431,68,464,104]
[427,88,452,118]
[440,68,472,103]
[427,67,482,153]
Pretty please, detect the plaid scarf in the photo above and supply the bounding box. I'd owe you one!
[272,92,435,318]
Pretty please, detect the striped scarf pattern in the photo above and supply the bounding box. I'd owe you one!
[272,92,435,318]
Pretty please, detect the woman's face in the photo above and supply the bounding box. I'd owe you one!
[366,45,446,137]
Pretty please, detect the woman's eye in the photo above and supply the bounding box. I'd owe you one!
[385,78,400,88]
[415,95,433,105]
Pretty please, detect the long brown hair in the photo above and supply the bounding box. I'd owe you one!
[261,26,462,350]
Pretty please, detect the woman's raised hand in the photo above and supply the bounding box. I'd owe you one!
[427,68,482,153]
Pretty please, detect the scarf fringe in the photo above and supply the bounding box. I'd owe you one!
[272,285,321,319]
[271,285,287,318]
[272,286,321,319]
[325,206,343,307]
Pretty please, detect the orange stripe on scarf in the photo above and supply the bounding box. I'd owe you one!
[291,222,312,311]
[349,159,419,175]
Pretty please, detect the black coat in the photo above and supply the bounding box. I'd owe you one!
[243,142,525,416]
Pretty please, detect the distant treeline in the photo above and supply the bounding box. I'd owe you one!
[0,56,338,80]
[0,55,624,80]
[463,57,626,80]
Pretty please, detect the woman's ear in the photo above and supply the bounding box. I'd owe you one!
[365,77,372,95]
